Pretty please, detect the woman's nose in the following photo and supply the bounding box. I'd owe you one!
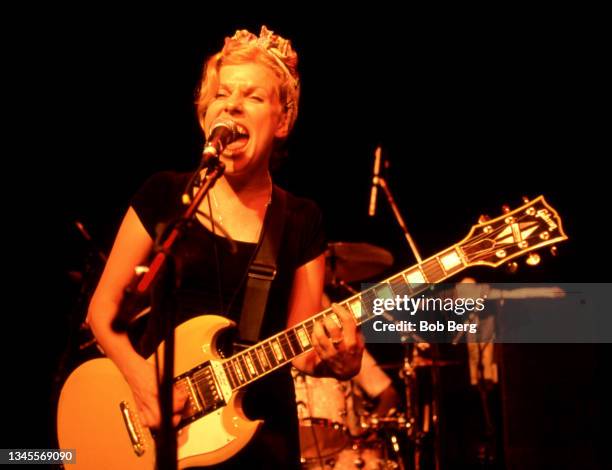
[225,93,243,113]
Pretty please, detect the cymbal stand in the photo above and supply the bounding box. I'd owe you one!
[400,344,423,470]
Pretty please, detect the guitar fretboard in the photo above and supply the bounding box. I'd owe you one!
[221,244,467,390]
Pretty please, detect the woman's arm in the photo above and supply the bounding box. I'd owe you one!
[87,207,186,427]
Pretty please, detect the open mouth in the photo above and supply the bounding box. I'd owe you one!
[226,123,250,152]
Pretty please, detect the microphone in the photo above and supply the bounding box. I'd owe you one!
[202,119,239,163]
[181,119,237,205]
[368,146,382,216]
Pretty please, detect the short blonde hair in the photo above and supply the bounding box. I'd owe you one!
[196,26,300,138]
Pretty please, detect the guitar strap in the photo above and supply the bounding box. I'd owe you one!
[237,185,287,345]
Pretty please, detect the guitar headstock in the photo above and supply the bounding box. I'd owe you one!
[459,196,568,268]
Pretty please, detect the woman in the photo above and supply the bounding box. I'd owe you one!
[87,26,363,468]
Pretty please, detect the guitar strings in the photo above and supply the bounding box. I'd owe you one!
[190,208,556,393]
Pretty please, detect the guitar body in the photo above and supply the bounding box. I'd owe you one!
[57,315,262,469]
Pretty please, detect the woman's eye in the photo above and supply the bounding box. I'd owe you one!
[215,92,228,98]
[250,95,264,102]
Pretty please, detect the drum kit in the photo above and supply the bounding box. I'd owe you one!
[295,242,456,470]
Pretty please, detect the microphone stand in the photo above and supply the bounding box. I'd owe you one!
[375,176,422,264]
[113,157,226,470]
[371,151,449,468]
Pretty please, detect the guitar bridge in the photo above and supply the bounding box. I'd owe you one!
[119,401,146,456]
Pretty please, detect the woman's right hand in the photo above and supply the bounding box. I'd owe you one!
[123,357,188,429]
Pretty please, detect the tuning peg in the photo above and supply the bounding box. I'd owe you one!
[526,252,541,266]
[506,261,519,274]
[502,204,511,214]
[522,196,530,204]
[550,246,558,257]
[478,214,490,224]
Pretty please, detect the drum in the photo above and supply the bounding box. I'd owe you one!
[332,441,391,470]
[293,368,351,462]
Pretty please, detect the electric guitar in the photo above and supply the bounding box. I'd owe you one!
[57,196,567,469]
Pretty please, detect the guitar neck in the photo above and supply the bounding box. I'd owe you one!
[220,243,468,390]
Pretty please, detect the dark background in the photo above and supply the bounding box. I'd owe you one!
[6,7,609,469]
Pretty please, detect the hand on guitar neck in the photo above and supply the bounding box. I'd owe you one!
[292,303,365,381]
[311,303,365,381]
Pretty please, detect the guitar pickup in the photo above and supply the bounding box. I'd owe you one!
[183,376,204,414]
[175,362,229,427]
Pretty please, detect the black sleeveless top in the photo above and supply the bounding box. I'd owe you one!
[130,171,326,469]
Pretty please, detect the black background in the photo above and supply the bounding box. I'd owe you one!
[5,7,609,469]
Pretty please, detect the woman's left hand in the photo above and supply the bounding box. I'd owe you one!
[311,302,364,380]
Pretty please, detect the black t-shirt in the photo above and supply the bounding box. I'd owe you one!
[130,171,326,469]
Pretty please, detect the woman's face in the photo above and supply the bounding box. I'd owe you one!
[204,62,287,176]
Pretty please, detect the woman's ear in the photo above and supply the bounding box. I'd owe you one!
[274,109,290,139]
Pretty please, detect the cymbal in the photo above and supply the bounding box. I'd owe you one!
[325,241,394,285]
